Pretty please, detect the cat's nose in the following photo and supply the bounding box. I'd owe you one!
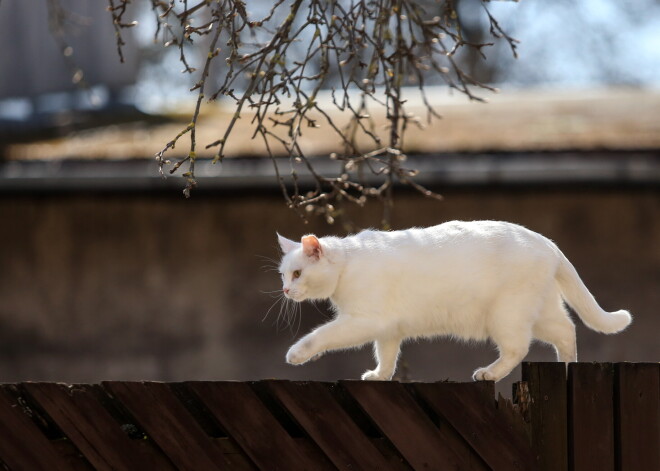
[283,288,290,295]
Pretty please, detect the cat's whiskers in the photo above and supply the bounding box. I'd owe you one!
[276,295,288,330]
[308,299,330,319]
[256,255,282,274]
[275,296,303,336]
[277,295,298,332]
[260,289,285,299]
[286,298,297,334]
[293,301,303,338]
[262,293,286,323]
[256,254,280,264]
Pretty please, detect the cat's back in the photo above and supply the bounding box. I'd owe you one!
[433,220,551,249]
[338,220,551,254]
[329,221,559,314]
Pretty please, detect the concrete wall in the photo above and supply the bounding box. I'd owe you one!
[0,187,657,394]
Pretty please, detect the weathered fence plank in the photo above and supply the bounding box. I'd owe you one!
[413,381,534,470]
[615,363,660,471]
[341,380,475,471]
[188,381,332,471]
[522,362,568,471]
[0,385,83,471]
[23,382,176,471]
[102,382,238,471]
[568,363,615,471]
[266,380,402,470]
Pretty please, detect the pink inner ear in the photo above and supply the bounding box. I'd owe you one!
[301,235,322,259]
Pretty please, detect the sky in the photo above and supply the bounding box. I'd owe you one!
[484,0,660,87]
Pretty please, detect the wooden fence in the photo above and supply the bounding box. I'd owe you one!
[0,362,657,470]
[521,362,660,471]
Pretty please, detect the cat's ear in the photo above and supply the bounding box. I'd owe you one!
[301,235,323,260]
[277,233,300,254]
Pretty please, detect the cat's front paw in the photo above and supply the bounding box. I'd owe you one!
[472,367,497,382]
[286,341,314,365]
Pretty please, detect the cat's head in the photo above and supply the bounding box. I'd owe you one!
[277,233,339,302]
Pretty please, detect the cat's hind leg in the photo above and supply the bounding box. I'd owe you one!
[472,333,531,382]
[473,297,537,382]
[362,338,402,381]
[533,296,577,363]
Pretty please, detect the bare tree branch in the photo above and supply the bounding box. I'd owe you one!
[101,0,518,223]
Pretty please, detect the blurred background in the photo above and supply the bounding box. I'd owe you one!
[0,0,658,396]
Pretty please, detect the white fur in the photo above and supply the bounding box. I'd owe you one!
[277,221,632,382]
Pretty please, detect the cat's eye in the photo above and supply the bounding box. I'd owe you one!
[292,270,302,279]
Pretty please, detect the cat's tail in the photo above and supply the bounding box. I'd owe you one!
[556,254,632,334]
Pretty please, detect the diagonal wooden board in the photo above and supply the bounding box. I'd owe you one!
[413,381,534,470]
[265,380,406,470]
[0,385,80,471]
[103,381,245,471]
[341,380,486,470]
[23,382,176,471]
[188,381,333,471]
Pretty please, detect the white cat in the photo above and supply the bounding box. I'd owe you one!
[276,220,632,382]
